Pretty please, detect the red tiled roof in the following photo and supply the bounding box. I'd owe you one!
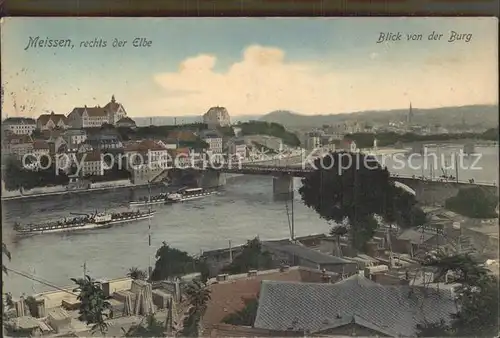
[70,107,108,117]
[116,117,135,124]
[37,113,68,126]
[203,267,335,330]
[167,130,197,142]
[103,95,126,114]
[169,147,190,156]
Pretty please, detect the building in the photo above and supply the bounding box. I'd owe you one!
[103,95,127,125]
[85,130,123,153]
[203,266,339,336]
[67,106,109,128]
[76,151,103,176]
[2,134,33,159]
[262,240,358,276]
[226,138,247,160]
[304,132,322,151]
[115,116,137,129]
[407,102,414,125]
[37,112,69,131]
[203,106,231,128]
[62,129,87,152]
[199,130,223,154]
[2,117,37,135]
[32,140,50,158]
[123,140,170,170]
[253,274,458,337]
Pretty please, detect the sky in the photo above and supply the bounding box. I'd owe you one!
[1,17,498,118]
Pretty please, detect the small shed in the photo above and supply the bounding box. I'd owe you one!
[47,307,72,333]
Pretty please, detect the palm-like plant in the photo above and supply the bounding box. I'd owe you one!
[2,242,11,275]
[127,267,148,280]
[122,313,166,337]
[329,225,348,257]
[71,275,112,335]
[180,280,211,337]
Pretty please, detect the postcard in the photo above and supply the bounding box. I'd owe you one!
[1,17,498,337]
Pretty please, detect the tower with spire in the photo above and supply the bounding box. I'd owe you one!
[407,102,413,126]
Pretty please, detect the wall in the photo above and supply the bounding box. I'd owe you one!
[90,179,131,189]
[320,323,390,337]
[394,177,498,206]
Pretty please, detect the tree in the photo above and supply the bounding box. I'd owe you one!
[299,151,425,252]
[329,225,348,256]
[2,242,11,275]
[417,251,499,337]
[180,280,211,337]
[151,242,204,281]
[71,275,112,335]
[222,298,259,326]
[221,237,273,274]
[127,267,148,280]
[122,314,166,337]
[445,187,498,219]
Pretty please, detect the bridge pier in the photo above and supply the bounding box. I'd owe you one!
[199,171,226,188]
[273,175,294,200]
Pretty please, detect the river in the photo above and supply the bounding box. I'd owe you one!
[1,146,498,296]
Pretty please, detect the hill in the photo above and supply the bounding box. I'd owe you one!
[259,105,498,129]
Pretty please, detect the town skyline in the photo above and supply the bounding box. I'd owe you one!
[1,17,497,118]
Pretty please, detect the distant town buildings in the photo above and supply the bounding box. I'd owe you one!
[199,130,223,154]
[37,112,69,131]
[2,117,37,135]
[203,106,231,129]
[67,95,130,128]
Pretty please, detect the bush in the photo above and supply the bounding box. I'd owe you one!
[445,187,498,219]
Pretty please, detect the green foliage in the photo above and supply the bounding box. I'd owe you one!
[221,237,274,274]
[238,121,300,147]
[222,298,259,326]
[251,141,277,154]
[116,124,208,141]
[151,242,208,281]
[418,252,499,337]
[71,275,112,335]
[217,126,235,137]
[445,187,498,219]
[299,151,425,252]
[180,280,211,337]
[122,314,166,337]
[2,157,69,191]
[127,267,148,280]
[345,131,498,149]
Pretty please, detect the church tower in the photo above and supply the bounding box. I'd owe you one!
[407,102,413,125]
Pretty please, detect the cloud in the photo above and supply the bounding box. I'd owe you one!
[153,44,497,116]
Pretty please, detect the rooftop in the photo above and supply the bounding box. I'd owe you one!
[203,266,338,332]
[262,240,355,265]
[254,274,458,337]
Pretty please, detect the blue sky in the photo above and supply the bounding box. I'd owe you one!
[1,17,497,118]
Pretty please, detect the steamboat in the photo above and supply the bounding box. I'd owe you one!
[14,209,156,235]
[130,187,218,206]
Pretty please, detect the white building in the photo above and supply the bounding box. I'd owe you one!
[123,140,170,170]
[37,112,69,131]
[199,130,223,154]
[2,117,37,135]
[203,106,231,128]
[103,95,127,125]
[2,134,33,159]
[63,129,87,152]
[67,106,110,128]
[304,132,322,151]
[77,151,103,176]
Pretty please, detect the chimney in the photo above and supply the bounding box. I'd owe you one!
[216,274,228,282]
[279,264,290,272]
[247,270,258,277]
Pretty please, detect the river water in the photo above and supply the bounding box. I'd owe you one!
[2,146,498,296]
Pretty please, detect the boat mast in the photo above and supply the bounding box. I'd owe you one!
[291,188,295,241]
[148,180,152,279]
[455,151,459,183]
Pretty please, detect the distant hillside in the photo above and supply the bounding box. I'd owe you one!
[132,115,261,127]
[259,105,499,129]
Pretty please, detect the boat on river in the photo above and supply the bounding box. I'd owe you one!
[14,209,156,236]
[168,187,218,203]
[130,187,218,206]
